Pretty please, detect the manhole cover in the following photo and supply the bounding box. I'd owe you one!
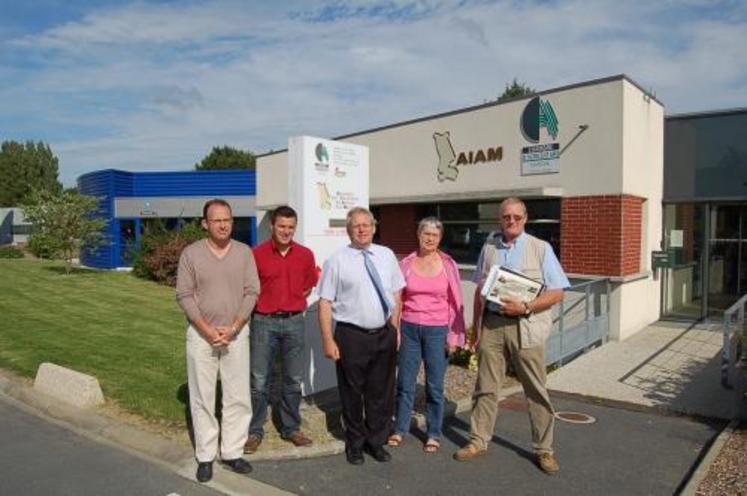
[554,411,597,424]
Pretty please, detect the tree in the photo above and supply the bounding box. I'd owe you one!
[195,146,256,170]
[22,189,107,274]
[0,140,62,207]
[497,78,536,102]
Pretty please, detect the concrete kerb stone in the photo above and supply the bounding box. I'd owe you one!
[33,362,105,408]
[679,419,739,496]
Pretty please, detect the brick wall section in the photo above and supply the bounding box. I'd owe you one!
[561,195,644,277]
[377,204,419,257]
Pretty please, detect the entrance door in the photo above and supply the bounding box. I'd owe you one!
[662,204,706,319]
[707,205,747,316]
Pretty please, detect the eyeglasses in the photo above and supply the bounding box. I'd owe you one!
[501,214,525,222]
[207,218,233,225]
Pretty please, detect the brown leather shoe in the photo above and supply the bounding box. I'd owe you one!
[285,431,313,447]
[537,452,560,474]
[243,434,262,454]
[453,443,487,462]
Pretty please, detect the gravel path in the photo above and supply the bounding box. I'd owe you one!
[696,423,747,496]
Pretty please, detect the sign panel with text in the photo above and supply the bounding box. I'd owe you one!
[288,136,369,266]
[287,136,369,395]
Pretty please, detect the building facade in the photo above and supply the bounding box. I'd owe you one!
[661,108,747,320]
[257,75,664,341]
[78,169,257,269]
[0,208,31,245]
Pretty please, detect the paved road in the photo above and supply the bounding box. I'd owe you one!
[251,395,724,496]
[0,396,221,496]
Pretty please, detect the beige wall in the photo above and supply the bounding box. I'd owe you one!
[617,79,664,337]
[258,77,634,207]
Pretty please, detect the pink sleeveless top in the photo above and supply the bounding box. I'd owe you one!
[401,268,450,326]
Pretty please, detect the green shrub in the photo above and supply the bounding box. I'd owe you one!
[132,220,205,286]
[450,326,478,371]
[0,245,24,258]
[27,233,58,259]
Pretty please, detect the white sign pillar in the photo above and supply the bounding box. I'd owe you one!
[288,136,369,395]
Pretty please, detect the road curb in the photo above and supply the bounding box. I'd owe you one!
[679,419,738,496]
[0,364,520,493]
[0,369,292,496]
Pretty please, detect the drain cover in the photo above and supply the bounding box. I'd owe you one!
[554,411,597,424]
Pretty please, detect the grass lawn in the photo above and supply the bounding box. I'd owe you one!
[0,259,191,425]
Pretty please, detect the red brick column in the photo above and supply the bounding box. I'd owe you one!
[377,204,418,257]
[561,195,644,277]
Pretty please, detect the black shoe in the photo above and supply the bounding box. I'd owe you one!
[345,447,365,465]
[221,458,253,474]
[196,461,213,483]
[366,445,391,462]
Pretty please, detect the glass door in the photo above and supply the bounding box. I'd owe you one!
[661,204,706,319]
[707,204,747,316]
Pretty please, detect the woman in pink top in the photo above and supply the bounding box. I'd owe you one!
[388,217,465,453]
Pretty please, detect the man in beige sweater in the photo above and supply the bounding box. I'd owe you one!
[176,199,260,483]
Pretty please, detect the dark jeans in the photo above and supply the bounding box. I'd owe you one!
[393,320,449,439]
[249,313,305,439]
[334,322,397,451]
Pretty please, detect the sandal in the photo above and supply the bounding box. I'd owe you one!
[423,438,441,454]
[387,433,403,447]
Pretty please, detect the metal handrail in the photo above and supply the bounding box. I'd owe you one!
[550,277,611,366]
[721,293,747,388]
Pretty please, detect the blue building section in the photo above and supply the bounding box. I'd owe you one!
[78,169,257,269]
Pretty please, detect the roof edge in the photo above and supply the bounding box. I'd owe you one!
[257,74,661,159]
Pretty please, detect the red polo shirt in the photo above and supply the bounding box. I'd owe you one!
[252,239,318,313]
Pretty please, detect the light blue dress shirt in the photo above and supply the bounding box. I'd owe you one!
[318,243,406,329]
[473,232,570,311]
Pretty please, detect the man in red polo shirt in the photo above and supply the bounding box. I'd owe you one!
[244,205,318,454]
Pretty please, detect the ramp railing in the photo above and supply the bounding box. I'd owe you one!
[721,294,747,389]
[545,278,611,366]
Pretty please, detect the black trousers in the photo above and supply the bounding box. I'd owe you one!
[334,322,397,450]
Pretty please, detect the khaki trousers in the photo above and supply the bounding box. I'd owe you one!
[186,325,251,462]
[468,312,555,454]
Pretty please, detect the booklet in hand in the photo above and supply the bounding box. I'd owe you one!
[480,265,545,305]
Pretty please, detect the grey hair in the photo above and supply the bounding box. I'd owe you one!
[499,197,528,218]
[417,216,443,235]
[346,206,377,228]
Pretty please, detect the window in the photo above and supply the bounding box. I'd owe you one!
[411,199,561,264]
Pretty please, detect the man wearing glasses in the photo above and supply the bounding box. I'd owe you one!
[454,197,569,474]
[176,199,260,482]
[317,207,405,465]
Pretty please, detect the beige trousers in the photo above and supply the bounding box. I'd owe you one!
[186,325,251,462]
[468,312,555,454]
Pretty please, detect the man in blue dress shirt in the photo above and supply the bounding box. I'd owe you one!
[318,207,405,465]
[454,197,569,474]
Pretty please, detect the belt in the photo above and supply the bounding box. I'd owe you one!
[337,321,388,334]
[255,311,303,318]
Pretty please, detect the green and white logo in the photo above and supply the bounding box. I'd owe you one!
[315,143,329,164]
[520,96,559,142]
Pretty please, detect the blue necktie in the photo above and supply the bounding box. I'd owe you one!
[362,250,390,318]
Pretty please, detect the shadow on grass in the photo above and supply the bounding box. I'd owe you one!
[42,266,109,277]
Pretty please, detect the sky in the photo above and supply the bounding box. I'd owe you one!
[1,0,746,186]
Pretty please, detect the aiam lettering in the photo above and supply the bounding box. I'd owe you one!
[455,146,503,166]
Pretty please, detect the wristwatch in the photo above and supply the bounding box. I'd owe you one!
[522,302,532,316]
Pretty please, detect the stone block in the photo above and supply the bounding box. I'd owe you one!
[33,362,105,408]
